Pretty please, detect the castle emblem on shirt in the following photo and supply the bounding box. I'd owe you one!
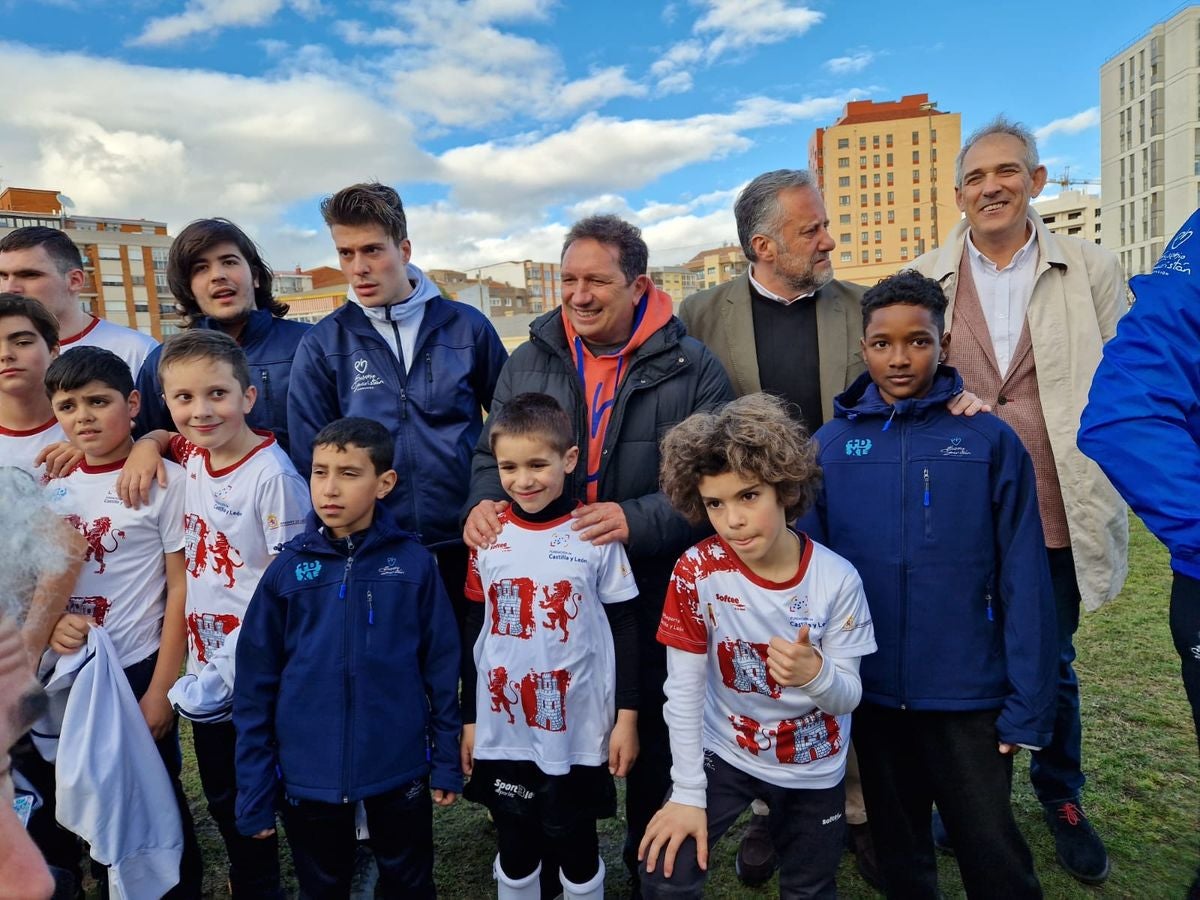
[539,580,581,642]
[520,669,571,732]
[490,578,537,639]
[771,709,842,765]
[68,595,111,626]
[487,666,520,724]
[717,639,781,699]
[184,513,244,586]
[845,438,872,457]
[187,611,239,663]
[65,514,125,574]
[351,357,385,392]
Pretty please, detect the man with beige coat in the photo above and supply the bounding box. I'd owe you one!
[911,116,1128,886]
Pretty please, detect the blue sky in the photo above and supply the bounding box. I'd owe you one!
[0,0,1172,273]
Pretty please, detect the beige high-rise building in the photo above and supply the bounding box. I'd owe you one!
[0,187,178,338]
[808,93,961,286]
[684,245,747,290]
[1033,190,1103,244]
[649,265,706,307]
[1100,5,1200,278]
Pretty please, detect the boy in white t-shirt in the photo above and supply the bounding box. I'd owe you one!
[462,392,639,900]
[639,393,877,899]
[28,345,202,895]
[129,329,310,898]
[0,293,64,480]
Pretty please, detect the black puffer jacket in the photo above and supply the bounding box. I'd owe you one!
[465,308,733,628]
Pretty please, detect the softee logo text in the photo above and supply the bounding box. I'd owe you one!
[295,561,322,581]
[844,438,872,457]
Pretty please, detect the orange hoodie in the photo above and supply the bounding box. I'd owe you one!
[563,287,674,502]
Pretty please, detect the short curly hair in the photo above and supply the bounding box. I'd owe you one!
[659,393,821,524]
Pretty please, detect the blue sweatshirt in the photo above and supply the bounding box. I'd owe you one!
[233,505,461,835]
[799,367,1057,748]
[1079,210,1200,580]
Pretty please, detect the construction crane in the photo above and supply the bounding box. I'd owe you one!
[1050,167,1100,189]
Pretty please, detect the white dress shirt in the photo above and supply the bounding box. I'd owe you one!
[965,225,1038,375]
[748,266,816,306]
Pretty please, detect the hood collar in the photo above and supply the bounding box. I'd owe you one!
[349,262,441,324]
[833,366,965,424]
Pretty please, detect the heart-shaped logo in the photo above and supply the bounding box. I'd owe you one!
[950,437,961,446]
[354,359,368,374]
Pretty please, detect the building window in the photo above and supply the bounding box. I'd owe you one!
[840,233,852,244]
[875,249,883,261]
[98,245,121,261]
[873,154,880,167]
[152,247,168,271]
[131,275,146,286]
[873,192,881,206]
[887,191,895,204]
[840,214,851,224]
[872,135,880,148]
[859,155,867,167]
[913,170,920,183]
[912,130,920,144]
[874,230,882,243]
[839,195,850,206]
[914,208,921,221]
[860,194,868,206]
[841,251,853,262]
[838,157,850,168]
[887,210,895,223]
[838,176,850,187]
[900,228,908,240]
[860,175,868,188]
[914,227,922,239]
[859,136,867,149]
[874,211,882,225]
[931,129,937,143]
[873,173,881,187]
[886,153,893,166]
[901,246,909,259]
[861,232,869,244]
[861,250,869,263]
[155,273,169,289]
[101,276,124,287]
[913,189,921,203]
[837,137,849,149]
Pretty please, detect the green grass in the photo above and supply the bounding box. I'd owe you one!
[168,516,1197,897]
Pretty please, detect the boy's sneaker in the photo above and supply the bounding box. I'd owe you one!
[735,811,777,886]
[1043,801,1109,885]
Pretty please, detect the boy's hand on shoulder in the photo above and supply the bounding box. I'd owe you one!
[139,688,176,741]
[460,723,475,777]
[639,800,708,876]
[432,789,458,808]
[608,709,639,777]
[35,442,83,479]
[947,390,991,417]
[252,828,276,840]
[49,613,91,655]
[570,502,629,546]
[767,625,823,687]
[464,499,509,549]
[117,438,168,509]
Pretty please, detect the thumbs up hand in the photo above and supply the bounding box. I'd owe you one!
[767,625,823,687]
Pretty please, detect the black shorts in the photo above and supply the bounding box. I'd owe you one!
[465,758,616,834]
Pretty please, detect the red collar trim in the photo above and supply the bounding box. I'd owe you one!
[206,429,277,477]
[60,317,100,346]
[715,530,812,590]
[0,417,58,437]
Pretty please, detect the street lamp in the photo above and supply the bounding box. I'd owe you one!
[464,259,522,317]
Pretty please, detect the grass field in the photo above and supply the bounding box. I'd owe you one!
[170,517,1197,898]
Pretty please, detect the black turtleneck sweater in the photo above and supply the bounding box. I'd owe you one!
[749,280,824,435]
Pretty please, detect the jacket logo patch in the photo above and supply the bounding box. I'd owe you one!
[1171,229,1192,250]
[351,358,385,392]
[845,438,872,457]
[378,556,405,576]
[939,437,972,457]
[295,560,322,581]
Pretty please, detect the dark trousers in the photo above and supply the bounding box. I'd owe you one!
[1170,572,1200,755]
[854,703,1041,900]
[639,752,845,899]
[18,653,203,898]
[191,720,282,897]
[280,778,435,900]
[493,810,599,885]
[1028,547,1086,806]
[435,543,470,630]
[622,648,674,881]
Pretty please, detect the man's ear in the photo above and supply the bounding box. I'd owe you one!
[1030,165,1048,199]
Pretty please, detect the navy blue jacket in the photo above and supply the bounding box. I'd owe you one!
[288,297,507,549]
[135,309,311,454]
[800,368,1057,747]
[1080,209,1200,580]
[233,505,462,835]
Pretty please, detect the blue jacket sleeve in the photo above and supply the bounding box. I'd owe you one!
[233,565,287,835]
[133,345,172,439]
[286,330,338,480]
[470,318,509,414]
[1079,271,1200,579]
[990,428,1057,748]
[418,556,463,794]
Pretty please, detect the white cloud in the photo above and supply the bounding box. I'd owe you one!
[131,0,320,46]
[825,50,874,74]
[1034,107,1100,142]
[558,67,648,112]
[693,0,824,56]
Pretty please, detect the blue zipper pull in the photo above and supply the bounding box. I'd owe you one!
[882,405,897,432]
[986,593,994,621]
[923,467,930,508]
[368,590,374,625]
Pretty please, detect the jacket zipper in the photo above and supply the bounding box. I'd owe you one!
[340,533,355,802]
[898,418,908,709]
[260,368,271,413]
[923,466,933,540]
[383,315,422,538]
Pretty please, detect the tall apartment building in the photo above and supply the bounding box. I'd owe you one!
[684,245,747,290]
[808,94,962,285]
[1100,6,1200,277]
[0,187,177,338]
[271,268,314,297]
[1033,190,1103,244]
[475,260,562,312]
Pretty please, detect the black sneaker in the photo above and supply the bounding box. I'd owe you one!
[735,811,778,886]
[1043,801,1109,885]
